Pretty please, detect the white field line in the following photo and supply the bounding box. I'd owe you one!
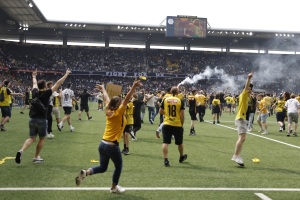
[207,121,300,149]
[0,187,300,191]
[255,193,273,200]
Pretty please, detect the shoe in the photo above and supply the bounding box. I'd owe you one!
[258,129,263,133]
[164,160,170,167]
[70,126,75,132]
[88,116,92,120]
[123,149,130,155]
[0,125,6,131]
[131,138,136,141]
[283,124,286,130]
[247,128,252,132]
[156,130,160,138]
[110,185,125,193]
[213,121,215,124]
[15,151,22,164]
[217,121,220,124]
[75,169,87,186]
[279,129,283,132]
[287,133,290,137]
[150,119,153,124]
[47,133,55,139]
[57,124,63,131]
[33,156,44,164]
[179,154,187,163]
[261,130,268,134]
[141,120,144,123]
[231,155,244,166]
[20,111,24,114]
[78,118,81,121]
[293,132,298,137]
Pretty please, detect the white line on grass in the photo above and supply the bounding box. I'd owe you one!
[255,193,273,200]
[0,187,300,191]
[209,122,300,149]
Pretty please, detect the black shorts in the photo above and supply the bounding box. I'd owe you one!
[63,107,72,115]
[123,125,133,133]
[0,106,11,118]
[212,106,220,114]
[80,104,89,112]
[162,125,183,145]
[98,99,103,104]
[276,112,285,122]
[189,110,197,120]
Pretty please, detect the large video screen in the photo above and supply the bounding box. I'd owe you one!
[166,16,207,38]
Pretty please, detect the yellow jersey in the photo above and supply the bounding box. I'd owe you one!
[125,101,134,125]
[103,104,127,143]
[259,99,268,114]
[275,100,286,113]
[235,89,249,120]
[162,96,184,127]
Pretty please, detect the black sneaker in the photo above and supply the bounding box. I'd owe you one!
[15,151,22,164]
[164,160,170,167]
[213,121,215,124]
[217,121,220,124]
[20,112,24,114]
[78,118,82,121]
[123,149,130,155]
[88,116,92,120]
[179,154,188,163]
[293,132,298,137]
[0,125,6,131]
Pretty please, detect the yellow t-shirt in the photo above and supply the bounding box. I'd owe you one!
[163,93,172,100]
[177,93,185,100]
[125,102,134,125]
[195,94,206,106]
[275,100,286,113]
[263,96,273,106]
[162,96,184,127]
[102,104,127,143]
[235,89,249,120]
[225,96,233,104]
[296,96,300,103]
[0,87,10,106]
[259,99,268,114]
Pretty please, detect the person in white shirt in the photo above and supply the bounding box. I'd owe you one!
[284,94,300,136]
[58,83,76,132]
[144,91,156,124]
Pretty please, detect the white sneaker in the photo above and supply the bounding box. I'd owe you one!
[262,130,268,134]
[33,156,44,164]
[70,126,75,132]
[75,169,87,186]
[110,185,125,193]
[258,129,263,133]
[47,133,54,139]
[231,155,244,166]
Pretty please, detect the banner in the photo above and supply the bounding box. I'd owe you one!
[106,83,122,98]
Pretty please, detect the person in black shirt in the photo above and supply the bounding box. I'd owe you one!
[188,90,197,135]
[132,93,144,138]
[15,69,71,164]
[78,89,98,121]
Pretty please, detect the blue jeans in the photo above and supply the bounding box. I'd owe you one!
[91,141,123,185]
[148,106,155,122]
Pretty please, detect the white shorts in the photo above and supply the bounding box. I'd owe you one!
[235,119,247,134]
[52,107,60,119]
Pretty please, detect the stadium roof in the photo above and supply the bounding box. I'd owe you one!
[0,0,299,51]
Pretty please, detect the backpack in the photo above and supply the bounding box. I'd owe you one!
[29,91,46,118]
[0,88,4,102]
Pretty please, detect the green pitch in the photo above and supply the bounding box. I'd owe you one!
[0,104,300,200]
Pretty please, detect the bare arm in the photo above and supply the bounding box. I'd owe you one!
[32,69,38,89]
[180,109,184,126]
[51,69,72,92]
[95,84,110,105]
[123,80,143,106]
[244,72,253,90]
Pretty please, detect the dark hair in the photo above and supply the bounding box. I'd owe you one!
[106,96,121,111]
[171,87,178,96]
[37,80,46,90]
[83,88,87,93]
[3,80,9,86]
[249,83,253,89]
[46,81,53,88]
[67,83,72,88]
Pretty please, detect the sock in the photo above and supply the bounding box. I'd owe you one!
[124,144,126,150]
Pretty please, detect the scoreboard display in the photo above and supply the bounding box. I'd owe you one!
[166,16,207,38]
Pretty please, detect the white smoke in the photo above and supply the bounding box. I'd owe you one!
[178,66,244,94]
